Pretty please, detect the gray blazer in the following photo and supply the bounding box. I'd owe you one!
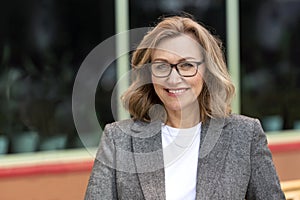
[85,114,285,200]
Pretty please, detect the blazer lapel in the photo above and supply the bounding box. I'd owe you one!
[131,120,166,200]
[196,117,232,199]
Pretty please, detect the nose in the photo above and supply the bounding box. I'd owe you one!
[167,67,182,84]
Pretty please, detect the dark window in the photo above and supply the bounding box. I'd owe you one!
[240,0,300,131]
[0,0,115,154]
[129,0,227,46]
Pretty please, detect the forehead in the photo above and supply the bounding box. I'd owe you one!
[152,34,203,60]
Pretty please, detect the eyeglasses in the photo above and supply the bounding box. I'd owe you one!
[149,60,205,78]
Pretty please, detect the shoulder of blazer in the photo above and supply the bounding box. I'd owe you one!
[228,113,259,123]
[198,114,261,158]
[103,119,162,142]
[201,114,258,131]
[221,114,263,145]
[225,114,262,132]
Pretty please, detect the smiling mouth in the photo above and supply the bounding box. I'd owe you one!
[165,88,189,94]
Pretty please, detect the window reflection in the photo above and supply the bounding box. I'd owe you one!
[241,0,300,131]
[0,0,115,154]
[129,0,226,44]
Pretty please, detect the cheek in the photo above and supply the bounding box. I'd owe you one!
[152,78,161,94]
[190,75,204,94]
[151,75,162,85]
[152,83,164,98]
[152,76,165,91]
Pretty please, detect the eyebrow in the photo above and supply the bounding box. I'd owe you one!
[152,57,198,62]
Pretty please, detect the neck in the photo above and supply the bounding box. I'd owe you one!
[165,105,200,128]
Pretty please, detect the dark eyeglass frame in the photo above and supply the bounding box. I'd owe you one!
[149,60,205,78]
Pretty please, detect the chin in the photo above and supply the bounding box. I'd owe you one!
[165,102,187,112]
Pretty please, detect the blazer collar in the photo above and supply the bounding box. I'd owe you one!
[199,117,227,158]
[131,119,165,200]
[196,117,233,199]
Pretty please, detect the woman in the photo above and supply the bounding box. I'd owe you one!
[85,15,285,199]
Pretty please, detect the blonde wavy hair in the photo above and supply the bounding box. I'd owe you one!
[122,15,235,122]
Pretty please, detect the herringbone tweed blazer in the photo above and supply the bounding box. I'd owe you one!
[85,114,285,200]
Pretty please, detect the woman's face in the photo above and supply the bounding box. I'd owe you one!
[151,34,205,113]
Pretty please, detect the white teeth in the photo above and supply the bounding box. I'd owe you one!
[168,89,186,94]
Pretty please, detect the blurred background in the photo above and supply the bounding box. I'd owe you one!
[0,0,300,199]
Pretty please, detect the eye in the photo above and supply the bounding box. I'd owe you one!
[178,62,195,70]
[152,63,169,71]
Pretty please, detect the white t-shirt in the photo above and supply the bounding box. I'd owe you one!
[161,123,201,200]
